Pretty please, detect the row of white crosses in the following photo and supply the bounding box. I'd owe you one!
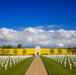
[43,54,76,70]
[0,55,32,70]
[68,55,76,68]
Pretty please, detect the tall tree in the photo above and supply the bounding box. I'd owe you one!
[50,48,54,55]
[71,48,74,54]
[1,49,5,55]
[67,47,71,54]
[22,49,27,56]
[73,46,76,54]
[1,45,7,49]
[58,48,62,54]
[5,49,10,55]
[17,44,22,48]
[13,49,18,55]
[7,45,13,48]
[1,45,13,49]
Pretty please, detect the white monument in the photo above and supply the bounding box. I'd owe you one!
[35,46,41,55]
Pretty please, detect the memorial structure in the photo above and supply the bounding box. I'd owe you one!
[35,46,41,55]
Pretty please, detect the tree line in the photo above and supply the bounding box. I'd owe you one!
[67,46,76,54]
[0,44,76,55]
[0,44,27,56]
[1,44,23,49]
[50,46,76,55]
[0,49,27,56]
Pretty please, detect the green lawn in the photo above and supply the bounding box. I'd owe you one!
[41,56,76,75]
[0,56,34,75]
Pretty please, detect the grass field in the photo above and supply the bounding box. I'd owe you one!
[41,56,76,75]
[0,56,34,75]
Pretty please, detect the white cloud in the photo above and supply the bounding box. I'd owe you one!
[0,27,76,47]
[47,24,61,28]
[35,26,44,29]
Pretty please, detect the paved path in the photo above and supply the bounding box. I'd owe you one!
[25,56,48,75]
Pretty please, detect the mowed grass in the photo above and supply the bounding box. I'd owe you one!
[0,56,34,75]
[41,56,76,75]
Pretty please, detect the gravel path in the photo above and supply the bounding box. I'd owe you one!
[25,55,48,75]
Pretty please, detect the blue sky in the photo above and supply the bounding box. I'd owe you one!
[0,0,76,47]
[0,0,76,30]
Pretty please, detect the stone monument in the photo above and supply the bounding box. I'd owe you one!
[35,46,41,55]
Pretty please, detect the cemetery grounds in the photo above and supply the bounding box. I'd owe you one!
[0,55,34,75]
[41,54,76,75]
[0,54,76,75]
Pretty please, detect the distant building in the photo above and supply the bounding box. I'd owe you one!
[35,46,41,55]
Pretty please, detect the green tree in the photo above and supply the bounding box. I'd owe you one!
[5,49,10,55]
[1,45,13,49]
[67,47,71,54]
[22,49,27,56]
[73,46,76,54]
[58,48,62,54]
[50,48,54,55]
[71,48,74,54]
[1,45,7,49]
[17,44,22,48]
[6,45,13,49]
[0,50,1,55]
[13,49,18,55]
[1,49,5,55]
